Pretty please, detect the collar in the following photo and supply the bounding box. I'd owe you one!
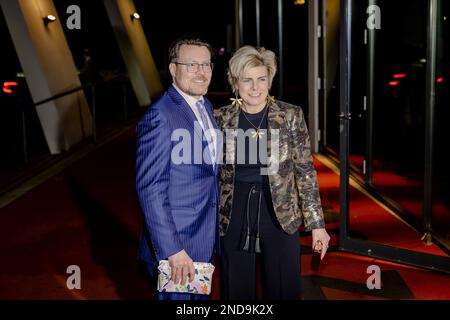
[171,83,203,107]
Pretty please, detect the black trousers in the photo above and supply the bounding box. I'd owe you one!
[220,181,301,300]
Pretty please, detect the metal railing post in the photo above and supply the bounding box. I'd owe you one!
[92,85,97,143]
[123,84,128,123]
[21,107,28,165]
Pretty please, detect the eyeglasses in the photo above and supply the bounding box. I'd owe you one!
[173,62,214,73]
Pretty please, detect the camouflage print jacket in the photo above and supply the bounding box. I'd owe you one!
[214,100,325,236]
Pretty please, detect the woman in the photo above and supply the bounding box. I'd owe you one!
[215,45,330,300]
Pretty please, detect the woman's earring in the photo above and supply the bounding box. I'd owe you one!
[230,94,243,107]
[266,95,275,104]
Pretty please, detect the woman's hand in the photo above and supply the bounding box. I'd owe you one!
[312,228,331,260]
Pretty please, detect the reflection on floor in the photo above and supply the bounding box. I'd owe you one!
[317,155,448,256]
[349,154,450,245]
[300,155,450,300]
[0,128,449,300]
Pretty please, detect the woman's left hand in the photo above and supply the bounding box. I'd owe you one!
[312,228,331,260]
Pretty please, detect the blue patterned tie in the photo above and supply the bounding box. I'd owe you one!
[195,100,216,166]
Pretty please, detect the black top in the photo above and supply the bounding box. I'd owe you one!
[235,106,269,184]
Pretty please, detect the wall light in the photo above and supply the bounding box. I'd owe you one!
[131,12,140,21]
[294,0,306,5]
[389,81,400,87]
[43,14,56,26]
[3,81,18,95]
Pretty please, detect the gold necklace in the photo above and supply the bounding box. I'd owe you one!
[241,104,268,139]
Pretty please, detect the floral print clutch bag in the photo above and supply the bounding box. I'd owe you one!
[157,260,215,295]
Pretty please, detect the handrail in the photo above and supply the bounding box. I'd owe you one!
[33,73,129,107]
[16,72,132,165]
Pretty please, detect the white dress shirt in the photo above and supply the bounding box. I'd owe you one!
[172,83,218,166]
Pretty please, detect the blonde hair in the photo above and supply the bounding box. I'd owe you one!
[227,45,277,95]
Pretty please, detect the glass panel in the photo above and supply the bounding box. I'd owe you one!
[347,0,448,256]
[0,9,23,173]
[0,9,46,175]
[324,0,341,154]
[433,0,450,248]
[348,0,367,179]
[242,0,257,47]
[54,0,133,127]
[283,1,309,108]
[372,0,426,229]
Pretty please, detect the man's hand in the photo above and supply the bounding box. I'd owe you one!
[168,250,195,285]
[312,228,331,260]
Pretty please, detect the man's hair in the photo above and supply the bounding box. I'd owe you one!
[168,38,213,63]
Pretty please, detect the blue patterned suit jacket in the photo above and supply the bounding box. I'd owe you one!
[136,85,220,277]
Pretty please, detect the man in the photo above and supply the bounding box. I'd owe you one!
[136,39,220,300]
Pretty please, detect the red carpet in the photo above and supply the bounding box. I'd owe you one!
[349,154,450,243]
[0,128,449,300]
[299,155,450,299]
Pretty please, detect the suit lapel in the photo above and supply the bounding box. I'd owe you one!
[267,100,285,174]
[167,86,215,170]
[203,98,222,174]
[167,86,203,141]
[221,104,240,165]
[204,98,219,130]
